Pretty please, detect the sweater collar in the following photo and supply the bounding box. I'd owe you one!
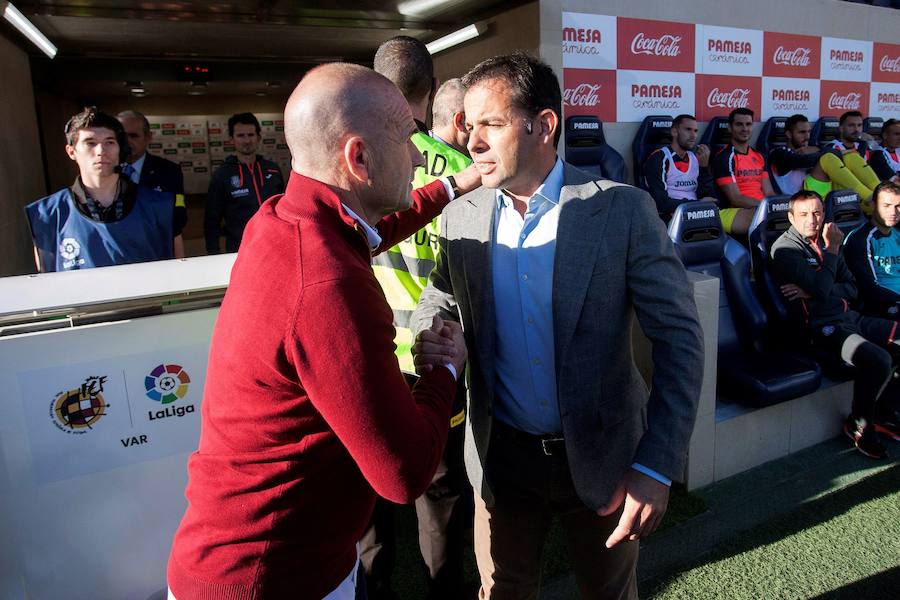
[277,171,375,251]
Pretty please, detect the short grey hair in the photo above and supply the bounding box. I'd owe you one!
[117,110,150,135]
[432,78,465,129]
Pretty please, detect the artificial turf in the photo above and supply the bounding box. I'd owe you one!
[645,464,900,600]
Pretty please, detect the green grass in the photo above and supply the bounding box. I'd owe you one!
[645,465,900,600]
[389,483,708,598]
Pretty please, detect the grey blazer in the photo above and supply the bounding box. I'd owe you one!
[411,162,704,510]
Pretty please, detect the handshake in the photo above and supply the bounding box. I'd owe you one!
[411,315,468,377]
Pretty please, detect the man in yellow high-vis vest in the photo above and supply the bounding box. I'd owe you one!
[363,36,474,600]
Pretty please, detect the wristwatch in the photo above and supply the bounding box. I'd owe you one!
[446,175,461,199]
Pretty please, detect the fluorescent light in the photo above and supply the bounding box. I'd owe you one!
[426,23,485,55]
[397,0,465,17]
[3,2,57,58]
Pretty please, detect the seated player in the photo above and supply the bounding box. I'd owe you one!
[26,107,174,272]
[770,114,880,212]
[712,107,775,235]
[772,190,900,456]
[844,181,900,318]
[643,113,715,220]
[868,119,900,183]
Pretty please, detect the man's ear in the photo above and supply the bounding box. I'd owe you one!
[453,111,466,132]
[537,108,559,144]
[343,135,371,185]
[65,145,77,161]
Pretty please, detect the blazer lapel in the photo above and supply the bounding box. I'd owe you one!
[462,188,497,378]
[552,171,613,367]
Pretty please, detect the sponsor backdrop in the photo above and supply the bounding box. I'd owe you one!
[562,11,900,123]
[148,113,291,194]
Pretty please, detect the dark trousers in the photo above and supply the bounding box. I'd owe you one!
[360,417,471,599]
[474,421,639,600]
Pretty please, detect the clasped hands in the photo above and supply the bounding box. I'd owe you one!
[411,315,468,376]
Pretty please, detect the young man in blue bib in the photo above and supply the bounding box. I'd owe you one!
[26,107,175,272]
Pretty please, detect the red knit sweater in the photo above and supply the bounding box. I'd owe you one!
[168,173,456,599]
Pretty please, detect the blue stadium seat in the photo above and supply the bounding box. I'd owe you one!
[756,116,788,156]
[564,116,626,183]
[824,189,865,235]
[631,114,673,189]
[865,116,884,147]
[698,116,731,157]
[748,196,793,325]
[811,116,840,147]
[757,117,788,194]
[669,201,822,407]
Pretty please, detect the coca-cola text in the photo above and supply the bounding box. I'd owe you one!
[827,92,862,110]
[631,32,682,57]
[707,87,751,109]
[773,46,812,67]
[564,84,602,107]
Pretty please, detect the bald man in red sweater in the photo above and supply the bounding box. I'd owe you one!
[167,63,480,600]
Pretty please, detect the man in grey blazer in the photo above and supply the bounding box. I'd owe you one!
[410,53,704,599]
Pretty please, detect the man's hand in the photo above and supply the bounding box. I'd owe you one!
[411,315,468,376]
[451,163,482,197]
[599,469,670,548]
[695,144,711,168]
[780,283,812,301]
[823,222,844,254]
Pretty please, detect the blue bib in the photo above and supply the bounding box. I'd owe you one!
[26,186,174,272]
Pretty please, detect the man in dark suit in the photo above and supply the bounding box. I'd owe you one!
[118,110,187,257]
[411,53,704,599]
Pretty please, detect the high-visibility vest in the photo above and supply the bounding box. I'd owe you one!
[372,131,471,372]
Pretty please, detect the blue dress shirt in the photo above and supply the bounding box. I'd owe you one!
[490,158,670,486]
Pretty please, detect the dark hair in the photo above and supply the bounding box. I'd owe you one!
[373,36,435,104]
[64,106,129,162]
[462,52,562,147]
[228,112,261,137]
[882,118,900,136]
[672,114,696,128]
[65,107,122,145]
[117,110,151,135]
[785,114,809,132]
[839,111,863,125]
[788,189,822,212]
[872,180,900,206]
[728,107,754,125]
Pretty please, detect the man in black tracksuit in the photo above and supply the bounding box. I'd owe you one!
[204,112,285,254]
[771,190,899,458]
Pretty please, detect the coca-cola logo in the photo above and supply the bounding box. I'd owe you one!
[773,46,812,67]
[630,32,682,57]
[880,55,900,73]
[827,92,862,110]
[706,87,751,108]
[564,84,602,107]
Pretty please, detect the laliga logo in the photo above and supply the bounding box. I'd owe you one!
[707,87,751,109]
[828,92,862,110]
[630,32,682,57]
[564,84,602,107]
[880,56,900,73]
[773,46,812,67]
